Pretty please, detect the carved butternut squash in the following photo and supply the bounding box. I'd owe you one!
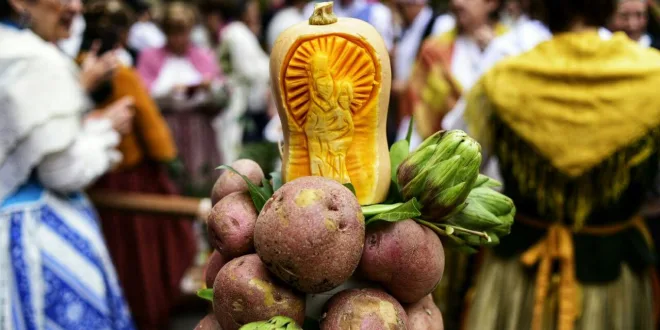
[270,1,391,205]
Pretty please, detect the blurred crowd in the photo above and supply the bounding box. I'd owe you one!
[2,0,660,329]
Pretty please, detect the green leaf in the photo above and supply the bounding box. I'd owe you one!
[197,288,213,302]
[270,171,283,191]
[485,232,500,246]
[218,165,273,212]
[383,180,405,204]
[406,115,415,144]
[442,233,479,254]
[240,317,302,330]
[365,199,422,226]
[389,116,414,187]
[261,178,274,196]
[389,140,410,185]
[268,316,302,329]
[286,323,303,330]
[239,321,267,330]
[343,183,356,196]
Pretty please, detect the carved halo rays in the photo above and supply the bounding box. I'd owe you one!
[283,35,378,129]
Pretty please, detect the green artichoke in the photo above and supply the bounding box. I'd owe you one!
[448,186,516,246]
[398,130,482,220]
[239,316,302,330]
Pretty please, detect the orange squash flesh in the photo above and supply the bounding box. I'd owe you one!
[270,2,391,205]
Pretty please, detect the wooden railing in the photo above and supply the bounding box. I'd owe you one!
[89,190,210,217]
[89,191,211,219]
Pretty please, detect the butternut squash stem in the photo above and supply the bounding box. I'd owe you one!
[309,1,338,25]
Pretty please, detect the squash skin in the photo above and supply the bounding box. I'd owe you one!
[270,13,392,205]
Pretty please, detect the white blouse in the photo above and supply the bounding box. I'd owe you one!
[128,21,166,52]
[221,22,270,113]
[151,56,204,98]
[395,7,454,81]
[267,7,307,51]
[150,56,221,111]
[0,25,120,201]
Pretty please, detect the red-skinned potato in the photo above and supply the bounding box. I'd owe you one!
[320,288,408,330]
[213,254,305,330]
[194,314,222,330]
[405,295,444,330]
[207,192,258,259]
[254,177,365,293]
[204,251,227,289]
[359,219,445,303]
[211,159,265,205]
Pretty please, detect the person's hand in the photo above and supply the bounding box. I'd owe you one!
[102,96,135,135]
[419,41,444,69]
[80,41,120,92]
[474,25,496,50]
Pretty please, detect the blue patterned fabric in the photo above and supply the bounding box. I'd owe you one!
[0,180,135,330]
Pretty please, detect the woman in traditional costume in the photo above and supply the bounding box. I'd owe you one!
[137,2,227,196]
[464,0,660,329]
[393,0,456,148]
[79,1,199,329]
[406,0,507,144]
[137,2,226,113]
[0,0,135,329]
[211,0,271,162]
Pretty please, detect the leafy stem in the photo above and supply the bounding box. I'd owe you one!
[197,288,213,302]
[449,225,492,242]
[415,219,491,242]
[361,203,404,217]
[415,219,453,236]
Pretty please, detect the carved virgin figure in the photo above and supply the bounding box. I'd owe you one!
[328,80,355,182]
[305,53,355,183]
[272,25,391,204]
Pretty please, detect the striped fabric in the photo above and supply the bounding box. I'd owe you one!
[0,180,135,330]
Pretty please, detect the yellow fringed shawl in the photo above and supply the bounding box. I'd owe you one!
[466,30,660,229]
[467,31,660,178]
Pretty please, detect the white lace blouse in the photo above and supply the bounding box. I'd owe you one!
[0,25,120,202]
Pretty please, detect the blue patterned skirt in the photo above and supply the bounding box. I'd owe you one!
[0,180,135,330]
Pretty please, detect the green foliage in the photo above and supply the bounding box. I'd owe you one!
[217,165,275,212]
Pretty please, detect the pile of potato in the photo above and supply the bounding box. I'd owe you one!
[197,159,445,330]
